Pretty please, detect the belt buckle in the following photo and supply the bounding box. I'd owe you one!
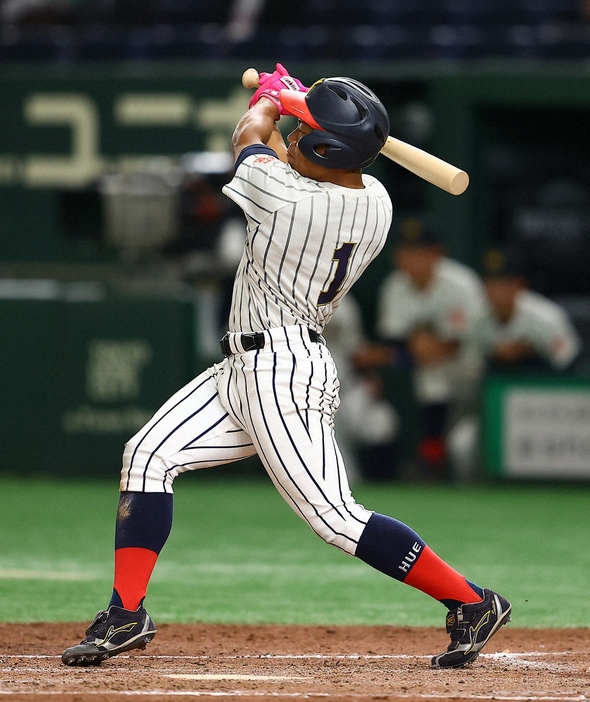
[220,332,265,356]
[241,332,264,352]
[220,333,231,356]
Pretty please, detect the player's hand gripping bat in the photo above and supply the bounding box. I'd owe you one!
[242,67,469,196]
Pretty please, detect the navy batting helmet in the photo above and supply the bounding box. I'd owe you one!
[280,77,390,170]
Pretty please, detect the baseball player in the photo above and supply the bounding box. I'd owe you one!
[62,65,511,670]
[354,217,486,480]
[475,246,581,372]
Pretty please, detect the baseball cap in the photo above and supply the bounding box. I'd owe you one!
[396,216,442,247]
[481,245,528,279]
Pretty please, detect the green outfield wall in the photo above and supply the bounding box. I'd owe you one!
[0,284,197,476]
[483,374,590,480]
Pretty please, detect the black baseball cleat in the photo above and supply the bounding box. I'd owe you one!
[61,605,157,666]
[431,589,512,669]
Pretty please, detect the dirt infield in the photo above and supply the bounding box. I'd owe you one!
[1,622,588,701]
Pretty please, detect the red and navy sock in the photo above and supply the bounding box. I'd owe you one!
[108,491,173,611]
[356,513,483,609]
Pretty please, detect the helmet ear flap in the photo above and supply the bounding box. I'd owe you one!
[299,131,378,170]
[299,134,341,166]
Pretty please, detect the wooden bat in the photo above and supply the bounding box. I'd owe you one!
[241,68,469,196]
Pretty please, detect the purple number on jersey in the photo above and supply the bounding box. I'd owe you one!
[318,242,357,306]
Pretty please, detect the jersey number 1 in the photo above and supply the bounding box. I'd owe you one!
[318,242,356,306]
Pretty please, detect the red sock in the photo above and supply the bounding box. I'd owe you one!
[403,545,482,605]
[113,547,158,611]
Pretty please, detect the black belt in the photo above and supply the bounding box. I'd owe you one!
[220,329,321,356]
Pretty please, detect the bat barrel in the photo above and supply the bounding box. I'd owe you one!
[381,136,469,196]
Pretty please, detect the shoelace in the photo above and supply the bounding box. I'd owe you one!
[84,610,109,637]
[449,624,468,643]
[446,607,471,643]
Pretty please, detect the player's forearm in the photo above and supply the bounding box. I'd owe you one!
[231,100,282,160]
[266,125,288,162]
[409,331,459,366]
[492,340,537,363]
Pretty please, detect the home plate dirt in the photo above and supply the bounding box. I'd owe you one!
[1,623,589,701]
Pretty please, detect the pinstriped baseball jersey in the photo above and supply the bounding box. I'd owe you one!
[121,143,393,555]
[222,149,393,333]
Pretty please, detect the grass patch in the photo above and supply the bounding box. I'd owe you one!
[1,476,589,626]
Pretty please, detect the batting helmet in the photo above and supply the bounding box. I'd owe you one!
[280,77,390,170]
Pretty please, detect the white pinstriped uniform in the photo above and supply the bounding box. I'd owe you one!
[121,147,393,555]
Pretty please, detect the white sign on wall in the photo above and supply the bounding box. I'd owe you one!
[504,389,590,478]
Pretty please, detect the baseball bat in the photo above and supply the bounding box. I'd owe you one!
[241,68,469,196]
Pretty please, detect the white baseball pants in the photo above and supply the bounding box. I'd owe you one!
[121,325,372,555]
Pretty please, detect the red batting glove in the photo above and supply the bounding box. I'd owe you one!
[248,63,307,118]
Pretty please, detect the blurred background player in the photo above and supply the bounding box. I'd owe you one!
[446,244,584,479]
[355,216,485,481]
[474,246,581,374]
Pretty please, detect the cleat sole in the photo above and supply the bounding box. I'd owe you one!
[61,606,156,667]
[61,633,155,667]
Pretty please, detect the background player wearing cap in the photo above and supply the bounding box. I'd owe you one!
[355,217,485,480]
[62,65,511,670]
[475,246,581,372]
[449,245,583,479]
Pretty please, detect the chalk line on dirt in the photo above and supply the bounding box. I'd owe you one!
[1,651,569,661]
[166,674,308,681]
[0,691,588,700]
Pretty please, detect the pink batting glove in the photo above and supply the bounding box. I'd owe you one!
[248,63,308,117]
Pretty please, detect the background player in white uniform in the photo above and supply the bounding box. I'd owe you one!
[474,246,581,372]
[355,217,485,480]
[450,245,582,479]
[62,65,511,670]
